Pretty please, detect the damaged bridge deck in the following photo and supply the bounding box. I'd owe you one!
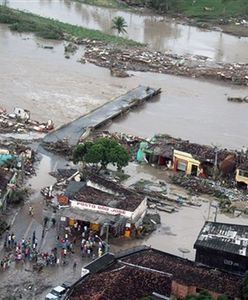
[43,85,160,145]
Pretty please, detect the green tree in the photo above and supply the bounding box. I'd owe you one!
[73,141,93,164]
[112,16,128,35]
[109,144,130,170]
[242,271,248,300]
[217,295,229,300]
[185,290,213,300]
[73,137,130,171]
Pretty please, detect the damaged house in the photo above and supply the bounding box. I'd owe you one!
[65,246,242,300]
[0,167,16,210]
[142,135,236,178]
[59,174,147,238]
[236,161,248,189]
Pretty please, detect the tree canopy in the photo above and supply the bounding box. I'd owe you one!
[185,290,228,300]
[112,16,128,34]
[73,137,130,170]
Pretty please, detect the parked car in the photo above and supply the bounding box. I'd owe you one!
[45,292,59,300]
[61,281,72,290]
[45,285,66,300]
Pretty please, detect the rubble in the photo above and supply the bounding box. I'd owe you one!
[227,96,248,103]
[0,107,54,134]
[170,174,248,202]
[141,212,161,234]
[110,67,129,78]
[42,139,73,156]
[77,43,248,86]
[88,130,143,161]
[0,139,36,177]
[64,42,78,54]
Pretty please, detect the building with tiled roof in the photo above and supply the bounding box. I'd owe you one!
[65,246,242,300]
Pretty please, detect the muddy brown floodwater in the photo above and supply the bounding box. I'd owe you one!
[1,24,248,149]
[3,0,248,63]
[0,3,247,297]
[111,162,248,260]
[1,24,248,264]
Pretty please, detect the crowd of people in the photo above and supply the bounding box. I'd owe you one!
[67,222,107,260]
[0,218,108,273]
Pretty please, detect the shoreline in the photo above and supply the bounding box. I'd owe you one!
[0,5,247,87]
[0,5,141,46]
[74,0,248,38]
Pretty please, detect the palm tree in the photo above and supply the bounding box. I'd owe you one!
[112,16,128,35]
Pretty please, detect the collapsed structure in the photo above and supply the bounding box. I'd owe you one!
[136,134,248,188]
[0,141,35,210]
[65,246,242,300]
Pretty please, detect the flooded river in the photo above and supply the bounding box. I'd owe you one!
[0,3,248,293]
[3,0,248,63]
[0,22,248,264]
[1,24,248,149]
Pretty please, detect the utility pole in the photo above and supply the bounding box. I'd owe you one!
[211,144,221,180]
[213,147,219,180]
[105,223,109,246]
[211,204,218,222]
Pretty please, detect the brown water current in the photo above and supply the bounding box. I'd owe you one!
[0,24,248,263]
[1,25,248,149]
[3,0,248,63]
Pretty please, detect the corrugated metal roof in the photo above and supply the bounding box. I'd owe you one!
[194,221,248,256]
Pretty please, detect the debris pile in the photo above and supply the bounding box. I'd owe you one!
[64,42,78,54]
[110,67,129,78]
[227,96,248,103]
[141,212,161,234]
[0,140,36,177]
[0,107,54,134]
[170,174,248,201]
[88,130,143,160]
[82,45,248,86]
[42,139,73,156]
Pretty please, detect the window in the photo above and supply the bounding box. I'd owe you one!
[239,169,248,177]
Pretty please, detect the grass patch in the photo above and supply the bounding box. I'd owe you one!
[0,5,142,46]
[171,0,248,20]
[74,0,128,9]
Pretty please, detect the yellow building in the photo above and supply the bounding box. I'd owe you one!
[173,150,201,176]
[236,167,248,189]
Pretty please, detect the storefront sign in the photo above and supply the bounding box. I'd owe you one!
[70,200,132,218]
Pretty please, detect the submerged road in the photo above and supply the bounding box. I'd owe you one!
[43,86,160,145]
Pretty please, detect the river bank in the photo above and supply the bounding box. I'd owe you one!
[0,5,140,46]
[3,0,248,63]
[1,6,247,86]
[75,0,248,37]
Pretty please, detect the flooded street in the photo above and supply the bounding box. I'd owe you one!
[0,3,248,295]
[3,0,248,63]
[113,162,248,260]
[1,24,247,149]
